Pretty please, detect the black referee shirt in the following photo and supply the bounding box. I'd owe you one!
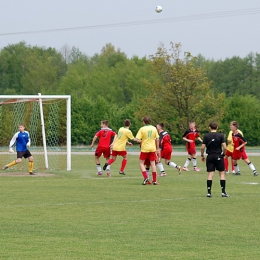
[202,132,225,155]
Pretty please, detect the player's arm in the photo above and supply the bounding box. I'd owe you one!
[200,143,206,162]
[27,131,31,147]
[155,138,160,155]
[198,137,203,143]
[236,141,247,150]
[221,142,227,156]
[9,132,19,152]
[90,135,98,148]
[183,137,193,143]
[109,134,117,148]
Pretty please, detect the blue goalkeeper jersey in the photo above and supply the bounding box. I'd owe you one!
[9,131,30,152]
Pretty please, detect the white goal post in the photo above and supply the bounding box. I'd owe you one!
[0,94,71,171]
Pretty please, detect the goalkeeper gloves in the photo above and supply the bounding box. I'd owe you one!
[9,147,14,153]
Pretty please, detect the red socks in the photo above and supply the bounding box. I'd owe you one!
[120,159,127,172]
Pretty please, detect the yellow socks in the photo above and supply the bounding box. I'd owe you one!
[29,161,34,173]
[7,160,17,168]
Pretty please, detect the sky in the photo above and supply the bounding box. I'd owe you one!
[0,0,260,60]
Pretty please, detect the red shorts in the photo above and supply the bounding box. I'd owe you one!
[95,146,111,158]
[187,147,196,155]
[160,149,172,160]
[225,150,233,157]
[140,152,157,161]
[111,150,127,157]
[232,150,248,160]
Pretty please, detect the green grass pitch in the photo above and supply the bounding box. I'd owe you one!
[0,154,259,259]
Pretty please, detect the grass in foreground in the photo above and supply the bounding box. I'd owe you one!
[0,154,259,259]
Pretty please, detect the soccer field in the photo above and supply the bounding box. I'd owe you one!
[0,154,259,260]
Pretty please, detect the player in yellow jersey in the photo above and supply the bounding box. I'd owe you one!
[136,116,160,185]
[224,128,243,174]
[103,119,138,176]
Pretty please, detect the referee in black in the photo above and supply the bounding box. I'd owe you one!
[201,122,229,198]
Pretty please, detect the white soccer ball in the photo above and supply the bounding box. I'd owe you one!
[155,6,162,13]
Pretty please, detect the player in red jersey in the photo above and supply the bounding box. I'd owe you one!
[182,121,203,171]
[156,123,181,176]
[90,120,117,177]
[230,121,258,176]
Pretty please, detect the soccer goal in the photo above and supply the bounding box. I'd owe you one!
[0,94,71,171]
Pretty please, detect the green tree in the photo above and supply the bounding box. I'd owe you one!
[136,42,225,141]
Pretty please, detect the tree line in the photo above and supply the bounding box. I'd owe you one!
[1,41,260,145]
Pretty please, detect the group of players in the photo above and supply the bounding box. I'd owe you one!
[3,119,257,196]
[90,117,258,196]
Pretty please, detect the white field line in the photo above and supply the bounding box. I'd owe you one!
[1,192,260,210]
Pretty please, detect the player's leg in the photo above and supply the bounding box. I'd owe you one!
[150,160,159,185]
[232,157,241,175]
[119,151,127,175]
[24,150,34,175]
[183,154,192,171]
[224,155,229,173]
[231,157,235,173]
[206,155,215,197]
[140,152,151,184]
[191,151,200,172]
[94,147,103,175]
[157,150,166,176]
[243,157,258,176]
[103,150,117,171]
[165,153,181,174]
[3,152,23,170]
[216,156,229,197]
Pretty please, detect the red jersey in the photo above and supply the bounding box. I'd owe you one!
[232,132,246,152]
[159,131,172,152]
[95,128,116,148]
[183,128,200,150]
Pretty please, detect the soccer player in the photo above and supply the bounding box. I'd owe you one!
[224,127,243,174]
[156,123,181,176]
[182,121,203,171]
[230,121,258,176]
[201,122,229,198]
[136,116,160,185]
[3,124,34,175]
[103,119,138,175]
[90,120,117,177]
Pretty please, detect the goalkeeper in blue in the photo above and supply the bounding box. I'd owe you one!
[3,124,35,175]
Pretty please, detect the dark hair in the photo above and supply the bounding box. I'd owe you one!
[124,119,131,127]
[142,116,151,125]
[157,122,164,128]
[209,122,218,130]
[230,121,239,128]
[101,120,109,126]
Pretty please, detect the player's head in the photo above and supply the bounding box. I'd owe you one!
[142,116,151,125]
[189,121,196,129]
[101,120,109,127]
[124,119,131,127]
[156,123,164,131]
[18,124,25,132]
[209,122,218,130]
[230,121,239,131]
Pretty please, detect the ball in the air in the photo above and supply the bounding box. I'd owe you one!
[155,6,162,13]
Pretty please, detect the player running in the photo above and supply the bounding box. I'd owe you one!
[91,120,117,177]
[156,123,181,176]
[3,124,34,175]
[230,121,258,176]
[136,116,160,185]
[103,119,138,175]
[182,121,203,171]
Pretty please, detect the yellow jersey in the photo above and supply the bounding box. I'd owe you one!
[227,129,243,152]
[136,125,159,152]
[113,127,135,151]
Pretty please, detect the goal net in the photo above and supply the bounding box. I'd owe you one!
[0,94,71,172]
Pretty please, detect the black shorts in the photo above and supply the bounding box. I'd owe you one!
[206,154,225,172]
[17,150,32,159]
